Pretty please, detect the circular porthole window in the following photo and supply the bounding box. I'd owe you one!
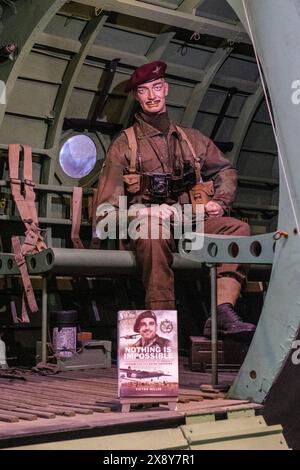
[59,134,97,179]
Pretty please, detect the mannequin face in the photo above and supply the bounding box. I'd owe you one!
[135,78,168,114]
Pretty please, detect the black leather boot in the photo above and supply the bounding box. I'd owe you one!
[203,303,256,338]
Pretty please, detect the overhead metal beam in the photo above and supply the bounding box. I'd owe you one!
[138,0,178,10]
[37,33,258,94]
[177,0,205,14]
[180,44,233,127]
[75,0,250,43]
[146,31,176,62]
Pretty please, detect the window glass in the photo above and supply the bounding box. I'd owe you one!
[59,135,97,178]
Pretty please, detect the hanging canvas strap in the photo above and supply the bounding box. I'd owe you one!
[71,186,84,249]
[8,144,47,322]
[89,188,101,249]
[71,187,101,320]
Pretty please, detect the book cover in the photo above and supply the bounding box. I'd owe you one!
[118,310,178,398]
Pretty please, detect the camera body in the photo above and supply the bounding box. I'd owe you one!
[143,162,196,202]
[146,172,172,200]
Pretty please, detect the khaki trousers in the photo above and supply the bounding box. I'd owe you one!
[131,216,250,310]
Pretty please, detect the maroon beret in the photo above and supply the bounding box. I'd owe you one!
[125,61,167,92]
[134,310,157,333]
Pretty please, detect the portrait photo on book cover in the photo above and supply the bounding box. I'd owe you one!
[118,310,178,398]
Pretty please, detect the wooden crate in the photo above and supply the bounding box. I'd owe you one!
[189,336,249,372]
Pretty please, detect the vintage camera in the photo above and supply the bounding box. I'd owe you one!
[145,172,172,200]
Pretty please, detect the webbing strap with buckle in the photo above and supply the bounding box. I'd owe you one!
[175,125,201,182]
[124,127,138,174]
[11,236,38,320]
[9,144,47,250]
[8,144,47,322]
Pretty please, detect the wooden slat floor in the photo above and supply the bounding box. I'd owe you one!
[0,359,260,447]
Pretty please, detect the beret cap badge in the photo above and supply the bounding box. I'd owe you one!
[125,61,167,92]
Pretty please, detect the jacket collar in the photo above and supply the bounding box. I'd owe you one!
[134,112,179,139]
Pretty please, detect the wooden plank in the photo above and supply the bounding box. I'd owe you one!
[179,388,206,396]
[0,403,55,420]
[0,396,76,417]
[15,408,56,419]
[3,398,109,415]
[179,394,204,401]
[0,384,107,413]
[19,404,76,417]
[31,384,117,403]
[0,381,101,405]
[0,407,37,421]
[0,413,19,423]
[178,397,190,403]
[27,378,116,398]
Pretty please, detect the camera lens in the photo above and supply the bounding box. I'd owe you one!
[155,181,165,194]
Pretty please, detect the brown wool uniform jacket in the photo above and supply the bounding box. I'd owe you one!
[95,113,237,216]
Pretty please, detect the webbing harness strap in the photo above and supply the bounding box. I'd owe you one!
[9,144,47,251]
[124,125,201,180]
[71,186,84,249]
[89,188,101,249]
[11,236,36,323]
[71,187,101,250]
[174,125,201,182]
[124,127,138,173]
[71,187,101,321]
[8,144,47,322]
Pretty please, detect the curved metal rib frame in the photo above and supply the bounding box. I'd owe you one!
[225,0,300,402]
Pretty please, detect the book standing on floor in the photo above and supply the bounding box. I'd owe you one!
[118,310,178,398]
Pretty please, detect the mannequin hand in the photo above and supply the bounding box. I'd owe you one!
[204,201,224,218]
[136,204,180,222]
